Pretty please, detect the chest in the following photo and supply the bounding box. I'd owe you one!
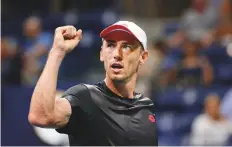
[90,105,157,145]
[202,121,231,145]
[204,121,230,135]
[82,85,158,145]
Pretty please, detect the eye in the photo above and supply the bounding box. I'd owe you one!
[107,43,115,48]
[122,44,132,50]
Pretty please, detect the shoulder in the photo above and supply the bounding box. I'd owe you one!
[61,83,100,112]
[134,93,154,107]
[62,83,90,98]
[62,83,105,100]
[83,81,107,94]
[37,32,53,43]
[192,114,208,126]
[39,32,53,38]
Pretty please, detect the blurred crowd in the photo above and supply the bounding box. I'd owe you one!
[1,0,232,146]
[2,16,53,85]
[137,0,232,91]
[136,0,232,145]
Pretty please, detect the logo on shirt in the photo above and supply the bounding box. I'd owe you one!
[148,114,156,123]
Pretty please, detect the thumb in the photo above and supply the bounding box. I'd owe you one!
[74,29,83,41]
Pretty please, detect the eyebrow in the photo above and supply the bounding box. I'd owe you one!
[105,39,142,50]
[105,40,132,45]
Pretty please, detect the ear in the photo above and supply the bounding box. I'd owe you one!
[100,46,104,62]
[139,51,148,65]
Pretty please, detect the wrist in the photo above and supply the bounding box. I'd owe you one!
[49,48,66,59]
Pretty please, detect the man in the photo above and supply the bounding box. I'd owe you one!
[190,93,232,145]
[168,0,218,48]
[21,16,53,86]
[28,21,158,146]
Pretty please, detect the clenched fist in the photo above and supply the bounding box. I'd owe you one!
[52,26,82,53]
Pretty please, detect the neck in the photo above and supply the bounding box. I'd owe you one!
[211,114,222,121]
[207,113,222,121]
[104,75,137,99]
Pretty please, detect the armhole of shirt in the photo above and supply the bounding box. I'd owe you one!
[56,84,92,135]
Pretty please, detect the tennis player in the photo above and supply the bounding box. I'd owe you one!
[28,21,158,146]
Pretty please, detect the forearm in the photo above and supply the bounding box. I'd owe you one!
[33,46,48,57]
[29,49,65,118]
[203,67,213,86]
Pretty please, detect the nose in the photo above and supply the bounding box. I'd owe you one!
[113,45,123,61]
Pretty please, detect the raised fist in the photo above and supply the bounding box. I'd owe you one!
[52,26,82,53]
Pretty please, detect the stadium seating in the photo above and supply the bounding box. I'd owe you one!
[2,13,232,146]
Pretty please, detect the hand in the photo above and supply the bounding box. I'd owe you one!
[52,26,82,54]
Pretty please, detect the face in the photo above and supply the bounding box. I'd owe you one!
[205,95,220,118]
[100,32,148,83]
[23,17,41,38]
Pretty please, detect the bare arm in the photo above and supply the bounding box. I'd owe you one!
[201,57,214,86]
[202,65,213,86]
[220,0,231,24]
[28,26,82,128]
[28,49,71,128]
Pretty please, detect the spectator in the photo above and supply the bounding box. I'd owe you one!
[219,0,232,26]
[1,36,22,85]
[168,40,213,87]
[190,93,232,145]
[136,39,168,96]
[215,0,232,46]
[168,0,218,48]
[21,16,53,86]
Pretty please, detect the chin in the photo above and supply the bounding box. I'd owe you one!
[110,75,127,83]
[110,75,131,83]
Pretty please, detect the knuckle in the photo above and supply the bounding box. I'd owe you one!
[68,25,75,29]
[65,25,73,29]
[71,26,76,30]
[55,27,62,33]
[68,27,72,32]
[72,27,77,32]
[68,26,76,32]
[56,27,61,31]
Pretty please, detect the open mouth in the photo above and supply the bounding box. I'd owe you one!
[111,63,123,69]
